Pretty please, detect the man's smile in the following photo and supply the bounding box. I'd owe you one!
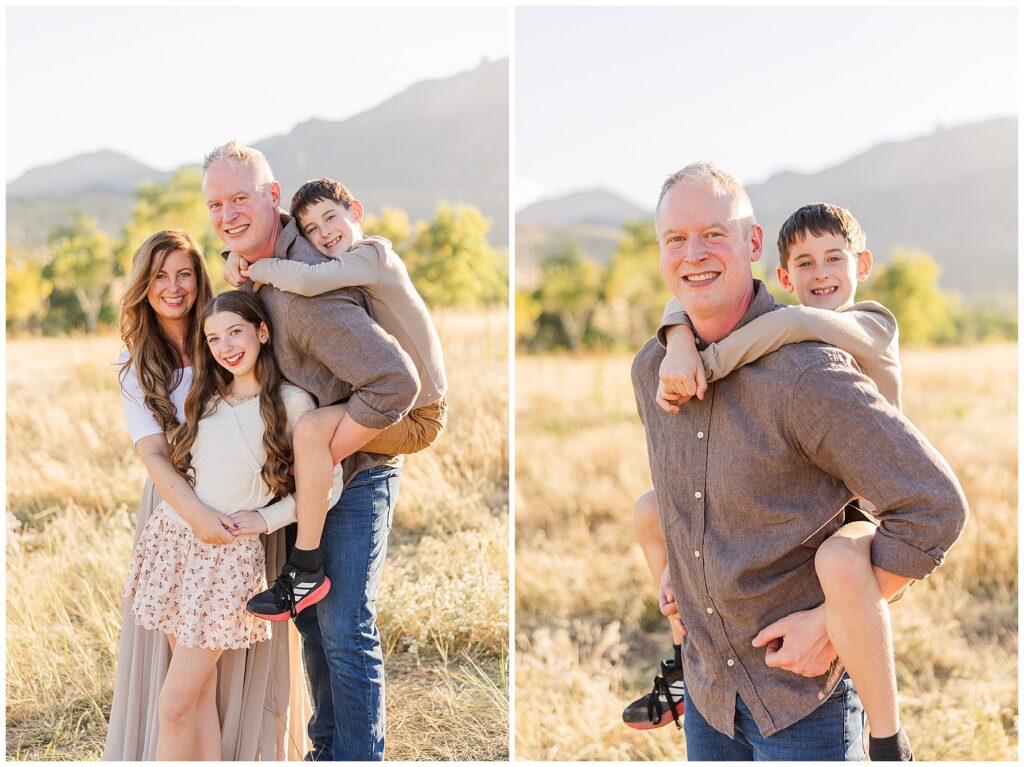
[684,271,721,285]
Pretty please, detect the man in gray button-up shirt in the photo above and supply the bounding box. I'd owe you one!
[202,141,420,760]
[632,162,967,759]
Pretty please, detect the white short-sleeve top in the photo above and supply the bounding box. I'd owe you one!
[118,349,192,445]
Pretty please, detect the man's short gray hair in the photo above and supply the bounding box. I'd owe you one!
[203,140,275,190]
[656,161,755,225]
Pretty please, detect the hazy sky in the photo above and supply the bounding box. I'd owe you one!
[516,6,1018,209]
[6,6,509,181]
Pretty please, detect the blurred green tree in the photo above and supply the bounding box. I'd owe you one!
[43,213,116,333]
[533,243,603,352]
[404,203,506,308]
[601,219,670,346]
[859,249,955,345]
[118,167,226,289]
[6,245,52,333]
[363,207,411,251]
[515,289,542,346]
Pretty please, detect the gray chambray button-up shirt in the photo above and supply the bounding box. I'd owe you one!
[631,280,968,738]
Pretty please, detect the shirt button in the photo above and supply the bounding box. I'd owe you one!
[706,607,714,614]
[697,431,705,439]
[694,491,702,499]
[727,659,735,667]
[694,550,700,558]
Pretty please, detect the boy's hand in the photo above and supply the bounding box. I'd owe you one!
[657,324,708,414]
[752,604,836,677]
[224,251,251,287]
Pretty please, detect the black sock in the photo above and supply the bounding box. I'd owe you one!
[868,725,913,761]
[673,642,683,668]
[288,546,322,573]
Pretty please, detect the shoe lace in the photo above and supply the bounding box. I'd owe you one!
[271,569,299,619]
[646,672,683,730]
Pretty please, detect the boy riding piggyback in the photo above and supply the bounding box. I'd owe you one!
[224,177,447,621]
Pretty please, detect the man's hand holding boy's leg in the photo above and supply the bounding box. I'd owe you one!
[752,605,836,677]
[659,563,687,637]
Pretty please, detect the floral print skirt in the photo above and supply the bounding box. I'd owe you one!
[124,505,271,650]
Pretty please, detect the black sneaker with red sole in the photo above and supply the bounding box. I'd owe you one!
[247,565,331,621]
[622,658,685,730]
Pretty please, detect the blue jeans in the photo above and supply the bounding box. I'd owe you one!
[293,464,401,761]
[683,676,865,761]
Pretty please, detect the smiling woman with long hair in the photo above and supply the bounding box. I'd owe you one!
[104,231,311,760]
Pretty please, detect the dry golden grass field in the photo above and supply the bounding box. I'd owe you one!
[6,309,509,761]
[515,343,1017,760]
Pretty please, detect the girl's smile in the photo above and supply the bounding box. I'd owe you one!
[203,310,269,395]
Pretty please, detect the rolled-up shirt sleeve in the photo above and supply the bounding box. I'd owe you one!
[788,355,968,579]
[287,294,420,429]
[656,296,693,347]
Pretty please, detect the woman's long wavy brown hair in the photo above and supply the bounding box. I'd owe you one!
[118,230,214,434]
[170,291,295,500]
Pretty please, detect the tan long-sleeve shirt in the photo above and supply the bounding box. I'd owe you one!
[632,280,967,738]
[247,215,421,487]
[659,297,902,410]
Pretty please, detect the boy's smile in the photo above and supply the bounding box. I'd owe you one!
[298,199,365,257]
[777,232,872,311]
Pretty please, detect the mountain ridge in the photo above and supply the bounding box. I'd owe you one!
[8,58,509,248]
[516,117,1017,296]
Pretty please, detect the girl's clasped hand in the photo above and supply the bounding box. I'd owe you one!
[194,509,268,544]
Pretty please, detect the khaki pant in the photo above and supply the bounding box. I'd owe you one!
[362,396,447,455]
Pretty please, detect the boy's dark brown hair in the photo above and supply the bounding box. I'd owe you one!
[290,177,354,221]
[777,203,866,269]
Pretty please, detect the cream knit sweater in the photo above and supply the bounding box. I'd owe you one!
[158,383,343,533]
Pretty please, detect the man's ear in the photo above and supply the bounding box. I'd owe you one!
[777,266,796,293]
[749,223,764,263]
[855,249,873,281]
[350,199,364,223]
[269,180,282,208]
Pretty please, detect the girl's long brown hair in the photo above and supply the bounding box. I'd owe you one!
[119,230,214,434]
[170,291,295,500]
